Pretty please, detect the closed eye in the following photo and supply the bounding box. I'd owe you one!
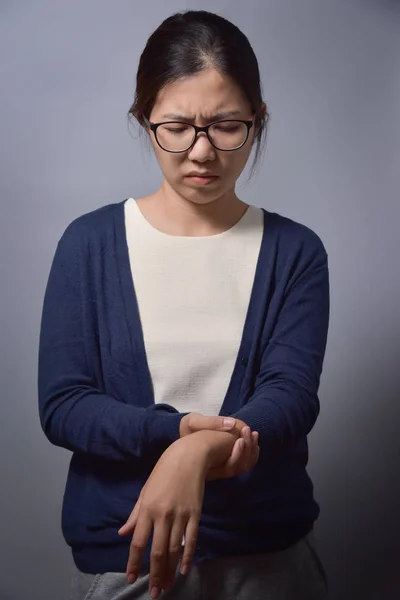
[213,124,241,132]
[164,125,191,134]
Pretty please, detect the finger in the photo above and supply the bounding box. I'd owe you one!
[251,431,259,453]
[118,512,138,536]
[189,414,236,434]
[250,432,260,467]
[222,437,246,472]
[240,432,254,472]
[126,514,153,584]
[242,425,252,446]
[228,428,252,475]
[206,435,248,480]
[216,437,245,479]
[148,520,171,598]
[239,426,252,465]
[180,517,199,576]
[118,497,141,536]
[250,431,258,451]
[229,437,246,466]
[164,517,186,590]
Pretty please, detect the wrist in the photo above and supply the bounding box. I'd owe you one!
[173,431,230,473]
[186,430,236,472]
[167,434,212,477]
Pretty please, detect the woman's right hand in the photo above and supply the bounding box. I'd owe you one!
[179,413,238,437]
[118,433,212,597]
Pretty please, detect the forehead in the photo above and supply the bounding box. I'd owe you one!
[150,68,250,121]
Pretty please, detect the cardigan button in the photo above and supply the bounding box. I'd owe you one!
[241,357,249,366]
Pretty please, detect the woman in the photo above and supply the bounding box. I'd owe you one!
[38,10,330,600]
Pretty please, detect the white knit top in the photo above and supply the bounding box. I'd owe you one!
[124,197,264,415]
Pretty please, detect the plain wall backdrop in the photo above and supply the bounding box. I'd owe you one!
[1,1,399,599]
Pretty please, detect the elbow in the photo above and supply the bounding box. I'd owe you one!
[38,396,67,449]
[39,404,59,446]
[284,383,320,439]
[305,393,320,435]
[265,382,321,443]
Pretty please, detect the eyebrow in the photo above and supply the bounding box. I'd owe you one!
[160,110,243,122]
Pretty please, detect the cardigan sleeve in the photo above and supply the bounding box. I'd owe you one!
[231,237,330,459]
[38,225,184,462]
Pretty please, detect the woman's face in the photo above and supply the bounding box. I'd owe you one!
[147,68,256,205]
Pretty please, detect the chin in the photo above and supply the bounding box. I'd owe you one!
[179,183,230,205]
[185,192,223,206]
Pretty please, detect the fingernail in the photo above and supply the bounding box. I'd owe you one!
[127,572,137,584]
[150,586,161,598]
[223,417,235,429]
[180,564,190,575]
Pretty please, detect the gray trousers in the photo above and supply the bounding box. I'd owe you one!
[70,532,329,600]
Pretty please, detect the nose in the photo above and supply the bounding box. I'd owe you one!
[187,132,216,163]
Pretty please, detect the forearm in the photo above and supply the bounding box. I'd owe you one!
[232,244,329,458]
[232,385,314,459]
[39,384,184,462]
[39,228,186,463]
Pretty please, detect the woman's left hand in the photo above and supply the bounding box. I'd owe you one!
[118,435,210,599]
[207,426,259,481]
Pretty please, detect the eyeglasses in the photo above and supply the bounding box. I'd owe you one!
[143,116,255,153]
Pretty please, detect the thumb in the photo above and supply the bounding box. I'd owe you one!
[189,414,236,433]
[118,496,142,536]
[118,510,138,536]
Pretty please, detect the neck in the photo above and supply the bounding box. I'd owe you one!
[141,181,248,237]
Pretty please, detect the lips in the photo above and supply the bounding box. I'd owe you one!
[186,173,218,178]
[185,174,219,186]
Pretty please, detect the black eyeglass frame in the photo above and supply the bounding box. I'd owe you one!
[143,116,255,153]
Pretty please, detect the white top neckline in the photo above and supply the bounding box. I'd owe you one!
[127,197,254,241]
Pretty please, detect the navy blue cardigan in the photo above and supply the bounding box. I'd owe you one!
[38,199,330,574]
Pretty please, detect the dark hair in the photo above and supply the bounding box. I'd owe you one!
[128,10,269,173]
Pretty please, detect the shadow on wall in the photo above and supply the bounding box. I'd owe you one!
[319,323,400,600]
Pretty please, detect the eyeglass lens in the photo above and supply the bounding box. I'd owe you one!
[156,121,249,151]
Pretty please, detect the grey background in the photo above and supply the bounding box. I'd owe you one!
[1,1,399,599]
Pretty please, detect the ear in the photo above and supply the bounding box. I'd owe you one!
[261,102,267,117]
[254,103,268,139]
